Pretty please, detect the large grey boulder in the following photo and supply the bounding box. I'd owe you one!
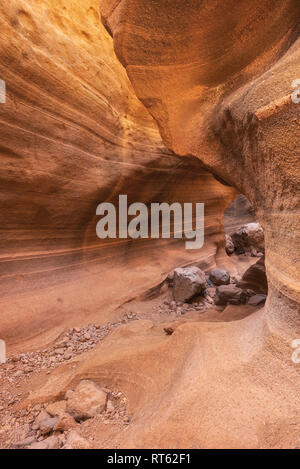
[173,267,206,302]
[209,269,230,286]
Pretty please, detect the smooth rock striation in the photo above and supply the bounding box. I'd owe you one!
[0,0,236,350]
[101,0,300,336]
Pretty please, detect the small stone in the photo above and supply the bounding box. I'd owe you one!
[39,417,58,435]
[28,440,49,450]
[43,435,61,450]
[64,431,91,449]
[54,414,77,432]
[46,401,67,417]
[65,390,74,400]
[225,234,235,255]
[164,327,174,336]
[15,436,36,448]
[166,271,174,286]
[205,296,214,305]
[106,400,115,414]
[206,287,216,298]
[32,410,51,430]
[247,294,267,306]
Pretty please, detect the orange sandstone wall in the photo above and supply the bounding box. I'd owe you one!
[0,0,235,350]
[100,0,300,336]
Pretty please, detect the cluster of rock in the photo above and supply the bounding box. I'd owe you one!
[4,381,129,450]
[1,321,127,380]
[0,318,134,433]
[169,266,266,308]
[226,223,265,257]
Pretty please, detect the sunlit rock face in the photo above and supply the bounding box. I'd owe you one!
[0,0,235,349]
[0,1,298,450]
[100,0,300,336]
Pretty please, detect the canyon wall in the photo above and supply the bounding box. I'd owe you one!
[100,0,300,337]
[0,0,235,351]
[0,1,298,450]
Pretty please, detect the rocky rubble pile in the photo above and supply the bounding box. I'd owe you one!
[168,266,266,308]
[0,319,134,438]
[0,380,130,449]
[1,321,127,378]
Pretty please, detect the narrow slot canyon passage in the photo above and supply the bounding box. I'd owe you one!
[0,0,299,450]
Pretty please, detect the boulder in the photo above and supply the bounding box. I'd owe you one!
[209,269,230,286]
[237,256,267,294]
[215,285,244,305]
[66,380,107,421]
[173,267,206,302]
[231,223,264,254]
[247,294,267,306]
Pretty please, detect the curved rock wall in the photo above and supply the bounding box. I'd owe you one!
[0,0,235,350]
[100,0,300,336]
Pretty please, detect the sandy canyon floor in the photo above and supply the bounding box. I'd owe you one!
[0,253,299,450]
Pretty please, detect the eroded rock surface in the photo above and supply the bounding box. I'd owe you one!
[0,0,299,451]
[100,0,300,336]
[0,0,235,351]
